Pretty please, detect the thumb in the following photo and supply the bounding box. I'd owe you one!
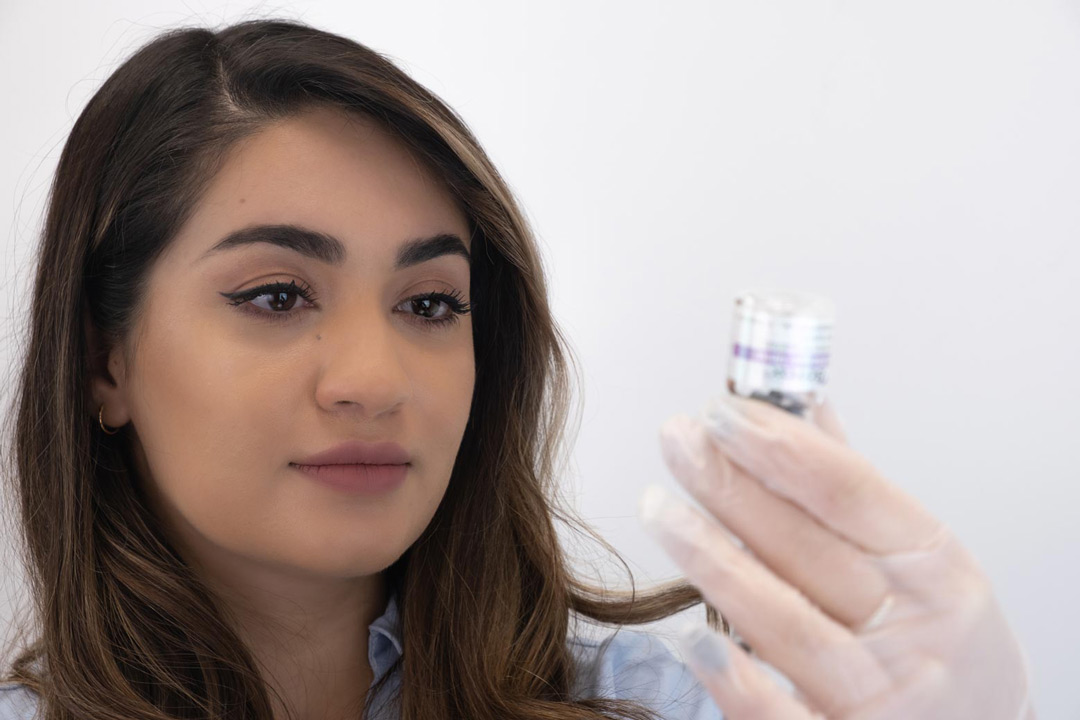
[810,396,848,445]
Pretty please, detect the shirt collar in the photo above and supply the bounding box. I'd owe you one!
[367,588,403,681]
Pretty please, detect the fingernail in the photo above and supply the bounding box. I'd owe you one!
[676,620,730,672]
[637,485,694,535]
[659,415,708,472]
[700,394,752,441]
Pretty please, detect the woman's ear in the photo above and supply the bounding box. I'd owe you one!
[84,301,131,428]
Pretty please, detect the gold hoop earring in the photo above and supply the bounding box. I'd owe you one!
[99,404,120,435]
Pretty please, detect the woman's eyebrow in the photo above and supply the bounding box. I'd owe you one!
[195,223,471,269]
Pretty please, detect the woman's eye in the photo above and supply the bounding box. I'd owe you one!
[399,292,473,329]
[219,281,473,329]
[220,280,318,324]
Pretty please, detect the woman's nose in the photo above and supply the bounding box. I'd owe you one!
[313,305,412,416]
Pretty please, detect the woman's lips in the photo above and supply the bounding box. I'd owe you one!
[293,440,411,466]
[291,462,409,494]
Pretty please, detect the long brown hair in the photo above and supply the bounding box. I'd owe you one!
[0,18,723,720]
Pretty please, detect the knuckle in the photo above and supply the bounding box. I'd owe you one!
[709,456,744,507]
[956,570,995,616]
[776,594,827,654]
[758,425,806,482]
[818,468,871,517]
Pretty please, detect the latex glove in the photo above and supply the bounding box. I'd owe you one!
[638,394,1035,720]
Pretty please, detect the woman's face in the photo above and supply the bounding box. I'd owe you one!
[95,106,474,588]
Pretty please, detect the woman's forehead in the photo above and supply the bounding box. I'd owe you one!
[203,108,457,220]
[165,108,470,271]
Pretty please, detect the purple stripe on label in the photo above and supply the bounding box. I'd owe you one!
[732,343,830,368]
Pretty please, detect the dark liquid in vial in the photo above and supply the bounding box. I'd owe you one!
[726,378,810,417]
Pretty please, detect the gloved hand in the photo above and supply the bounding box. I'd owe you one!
[638,393,1035,720]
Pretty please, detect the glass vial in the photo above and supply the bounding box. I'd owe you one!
[726,289,836,419]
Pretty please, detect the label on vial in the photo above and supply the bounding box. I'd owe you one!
[728,311,832,394]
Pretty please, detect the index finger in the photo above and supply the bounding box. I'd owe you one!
[700,393,946,556]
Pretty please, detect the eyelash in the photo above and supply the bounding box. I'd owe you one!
[220,279,473,329]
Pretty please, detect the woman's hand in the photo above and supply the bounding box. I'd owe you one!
[638,393,1034,719]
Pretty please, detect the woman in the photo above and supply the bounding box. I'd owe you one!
[0,18,1033,720]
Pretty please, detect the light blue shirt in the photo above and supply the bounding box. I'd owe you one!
[0,591,722,719]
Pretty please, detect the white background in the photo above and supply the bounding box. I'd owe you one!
[1,1,1077,716]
